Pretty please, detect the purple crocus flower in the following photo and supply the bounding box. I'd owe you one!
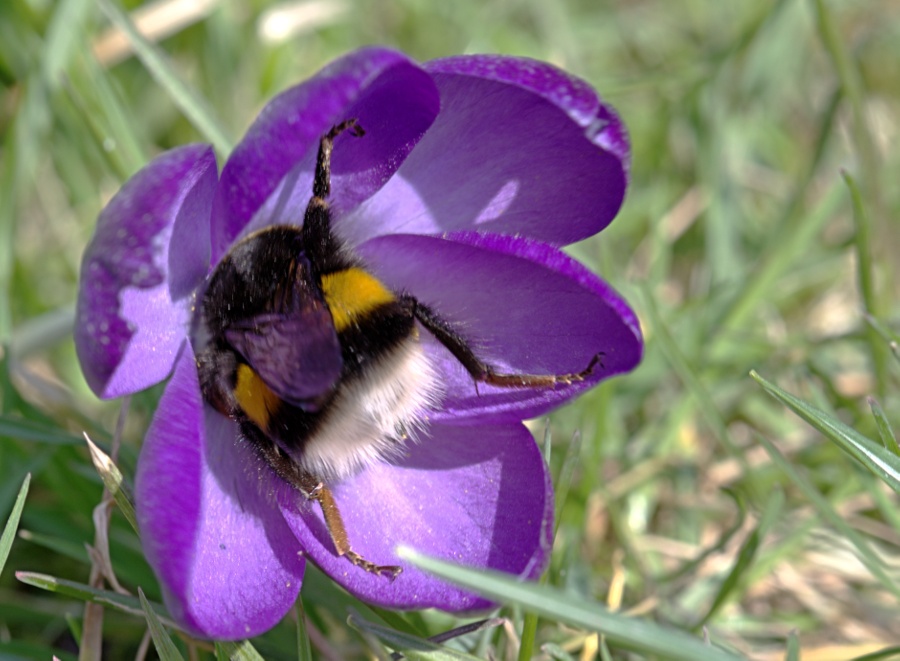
[75,47,642,639]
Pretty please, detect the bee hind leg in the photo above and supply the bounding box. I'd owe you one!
[250,437,402,579]
[313,482,403,580]
[408,296,605,388]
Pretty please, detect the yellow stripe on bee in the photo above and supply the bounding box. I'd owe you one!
[320,267,395,332]
[234,364,281,431]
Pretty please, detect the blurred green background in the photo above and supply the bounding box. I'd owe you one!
[1,0,899,659]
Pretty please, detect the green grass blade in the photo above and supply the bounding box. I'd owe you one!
[783,630,799,661]
[84,433,139,534]
[696,489,783,628]
[541,642,576,661]
[812,0,877,191]
[17,529,90,564]
[518,609,539,661]
[296,600,313,661]
[347,613,483,661]
[752,434,900,598]
[865,314,900,347]
[16,571,172,622]
[553,430,583,528]
[62,57,148,179]
[861,477,900,548]
[215,640,266,661]
[661,489,747,583]
[641,286,757,496]
[714,87,840,336]
[842,170,888,398]
[0,415,84,445]
[427,619,503,647]
[43,0,94,86]
[139,587,184,661]
[96,0,234,155]
[67,614,83,648]
[0,473,30,578]
[8,305,77,360]
[0,110,21,341]
[869,398,900,456]
[598,637,614,661]
[751,371,900,493]
[397,548,743,661]
[0,641,78,661]
[849,646,900,661]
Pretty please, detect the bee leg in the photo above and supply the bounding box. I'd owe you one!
[482,351,605,387]
[312,483,403,580]
[408,297,604,388]
[312,119,365,200]
[303,118,365,267]
[248,437,401,579]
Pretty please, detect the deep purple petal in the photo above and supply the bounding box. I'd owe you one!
[357,232,643,423]
[279,422,552,610]
[75,145,216,398]
[338,54,628,247]
[428,55,630,166]
[136,348,305,639]
[212,47,440,258]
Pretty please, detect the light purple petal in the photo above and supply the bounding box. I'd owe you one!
[357,232,642,423]
[75,144,216,398]
[338,54,628,247]
[279,422,552,610]
[136,348,305,639]
[212,47,440,257]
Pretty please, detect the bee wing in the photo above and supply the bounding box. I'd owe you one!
[226,301,343,410]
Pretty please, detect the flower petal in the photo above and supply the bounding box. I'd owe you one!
[338,54,628,247]
[136,348,305,639]
[75,144,216,398]
[357,232,643,422]
[212,47,440,258]
[279,422,552,610]
[428,55,630,165]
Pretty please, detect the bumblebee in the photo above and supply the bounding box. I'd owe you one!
[196,119,600,578]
